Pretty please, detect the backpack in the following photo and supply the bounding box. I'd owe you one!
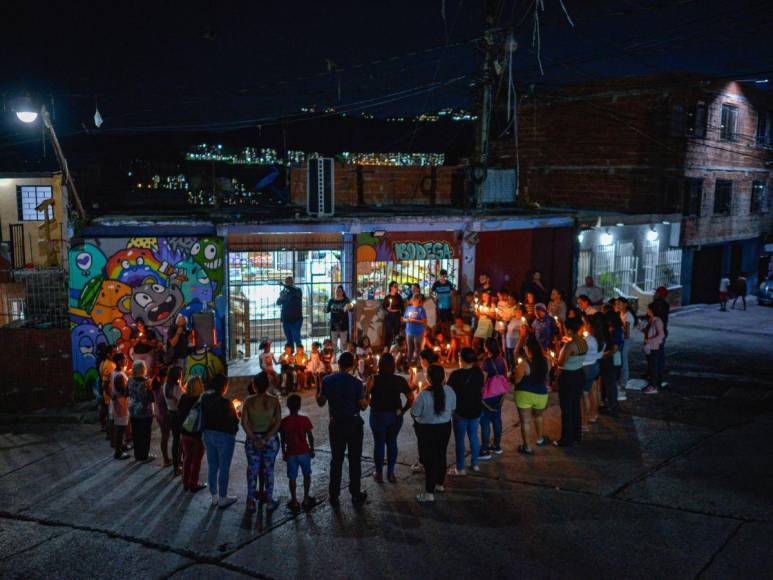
[182,399,203,433]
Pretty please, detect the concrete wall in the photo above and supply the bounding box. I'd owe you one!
[0,174,67,267]
[290,163,463,206]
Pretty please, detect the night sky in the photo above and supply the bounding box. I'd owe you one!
[2,0,772,146]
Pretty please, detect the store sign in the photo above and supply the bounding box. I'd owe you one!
[393,241,454,261]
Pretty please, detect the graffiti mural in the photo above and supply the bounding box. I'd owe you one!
[68,237,227,398]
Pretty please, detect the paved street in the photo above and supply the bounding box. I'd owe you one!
[1,302,772,579]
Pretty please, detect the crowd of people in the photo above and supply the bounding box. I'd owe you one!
[94,271,671,509]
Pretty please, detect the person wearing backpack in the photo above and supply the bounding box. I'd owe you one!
[277,276,303,350]
[479,338,510,459]
[179,376,206,492]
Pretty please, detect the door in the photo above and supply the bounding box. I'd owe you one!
[691,245,723,304]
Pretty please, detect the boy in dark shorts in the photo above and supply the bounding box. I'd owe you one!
[280,394,317,511]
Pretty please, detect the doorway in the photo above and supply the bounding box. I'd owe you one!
[691,244,724,304]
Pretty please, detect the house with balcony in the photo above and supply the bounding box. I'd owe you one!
[490,74,773,306]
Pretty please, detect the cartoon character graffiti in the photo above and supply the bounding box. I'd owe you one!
[71,323,108,399]
[191,238,225,294]
[119,278,185,330]
[68,237,227,399]
[68,244,107,307]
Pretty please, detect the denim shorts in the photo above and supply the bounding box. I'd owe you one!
[583,362,599,392]
[286,453,312,480]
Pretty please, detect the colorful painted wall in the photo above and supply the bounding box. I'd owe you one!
[68,236,227,399]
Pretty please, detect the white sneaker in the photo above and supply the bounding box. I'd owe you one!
[210,495,219,507]
[411,462,424,473]
[416,492,435,503]
[471,465,480,473]
[448,467,467,476]
[218,496,237,509]
[434,485,445,492]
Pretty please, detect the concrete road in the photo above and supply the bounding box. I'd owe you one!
[1,301,772,579]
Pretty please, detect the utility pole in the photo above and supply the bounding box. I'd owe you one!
[41,105,87,221]
[474,0,497,209]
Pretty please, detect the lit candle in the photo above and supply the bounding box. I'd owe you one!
[418,381,422,391]
[446,343,451,349]
[521,317,526,323]
[554,316,559,322]
[549,350,556,358]
[517,357,523,364]
[583,330,589,338]
[232,398,242,410]
[411,366,417,375]
[433,346,440,352]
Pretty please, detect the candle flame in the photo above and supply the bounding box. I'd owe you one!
[232,398,242,409]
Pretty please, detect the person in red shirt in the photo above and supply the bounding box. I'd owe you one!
[280,394,317,511]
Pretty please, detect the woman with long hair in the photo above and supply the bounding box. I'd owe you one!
[201,374,240,509]
[473,290,495,352]
[514,335,550,453]
[640,304,664,394]
[367,353,414,483]
[242,372,283,513]
[411,364,456,503]
[382,281,404,350]
[326,284,352,353]
[480,337,509,459]
[179,376,206,492]
[554,316,587,447]
[581,314,605,428]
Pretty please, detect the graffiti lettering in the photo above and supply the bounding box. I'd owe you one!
[393,241,453,261]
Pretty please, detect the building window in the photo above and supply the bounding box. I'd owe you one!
[16,186,53,221]
[720,104,738,141]
[688,100,707,138]
[9,298,25,322]
[713,180,732,215]
[757,112,772,147]
[751,181,768,213]
[682,178,703,216]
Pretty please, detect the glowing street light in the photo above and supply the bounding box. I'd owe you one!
[14,96,38,123]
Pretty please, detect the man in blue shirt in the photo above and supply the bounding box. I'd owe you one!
[531,303,556,351]
[277,276,303,349]
[431,269,455,326]
[316,352,369,505]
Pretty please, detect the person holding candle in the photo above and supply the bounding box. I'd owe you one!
[128,360,156,462]
[389,335,408,373]
[307,341,324,389]
[581,315,604,428]
[473,290,495,353]
[460,291,476,327]
[367,353,414,483]
[514,334,550,453]
[242,372,282,513]
[178,376,206,492]
[111,354,131,460]
[532,303,557,354]
[382,281,405,351]
[163,365,185,474]
[317,352,369,506]
[479,338,509,459]
[326,285,352,353]
[554,317,588,447]
[293,344,310,390]
[412,364,456,503]
[402,294,428,365]
[279,343,296,393]
[639,304,664,394]
[449,316,472,362]
[201,374,240,509]
[548,288,567,322]
[447,347,484,475]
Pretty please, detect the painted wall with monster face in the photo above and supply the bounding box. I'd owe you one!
[68,236,227,397]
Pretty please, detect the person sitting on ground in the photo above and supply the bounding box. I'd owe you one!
[306,341,324,389]
[280,394,317,512]
[389,335,408,373]
[449,316,472,362]
[321,338,335,374]
[294,344,310,390]
[259,340,279,391]
[279,343,296,393]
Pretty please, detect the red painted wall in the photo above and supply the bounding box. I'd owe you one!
[475,227,574,299]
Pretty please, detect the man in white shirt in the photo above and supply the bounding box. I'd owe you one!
[576,276,604,306]
[719,276,730,312]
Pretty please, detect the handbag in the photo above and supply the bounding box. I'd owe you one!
[482,358,510,398]
[182,399,203,433]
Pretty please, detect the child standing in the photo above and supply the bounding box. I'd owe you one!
[279,394,316,512]
[320,338,335,375]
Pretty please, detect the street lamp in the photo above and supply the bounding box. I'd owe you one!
[12,98,86,221]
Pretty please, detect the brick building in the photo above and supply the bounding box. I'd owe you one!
[492,75,773,305]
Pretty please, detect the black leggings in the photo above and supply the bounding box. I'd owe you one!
[384,312,402,348]
[415,422,452,493]
[131,417,153,460]
[558,369,584,444]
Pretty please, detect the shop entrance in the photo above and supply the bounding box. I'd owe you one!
[227,234,351,365]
